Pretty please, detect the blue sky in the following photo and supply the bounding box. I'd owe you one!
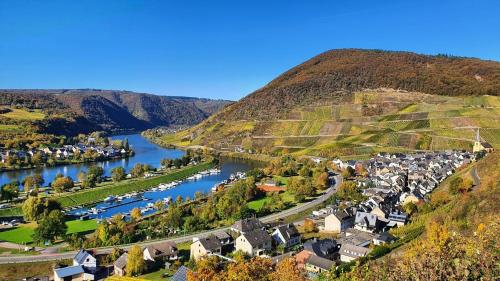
[0,1,499,101]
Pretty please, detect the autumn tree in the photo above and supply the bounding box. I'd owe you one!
[130,208,142,221]
[111,166,126,182]
[51,176,74,193]
[0,181,19,201]
[126,245,145,276]
[22,174,44,192]
[269,257,306,281]
[32,210,67,244]
[314,171,329,190]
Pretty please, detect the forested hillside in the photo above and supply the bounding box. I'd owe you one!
[0,89,231,134]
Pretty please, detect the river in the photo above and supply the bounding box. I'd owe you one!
[0,134,184,187]
[1,133,259,219]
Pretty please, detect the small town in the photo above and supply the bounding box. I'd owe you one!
[42,149,479,281]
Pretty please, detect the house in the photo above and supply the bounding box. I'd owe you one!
[73,249,97,273]
[272,224,301,248]
[303,238,338,260]
[113,253,128,276]
[339,243,371,262]
[214,231,232,245]
[388,210,408,227]
[324,211,354,233]
[339,228,375,247]
[230,217,264,235]
[235,228,272,256]
[354,211,382,233]
[143,241,178,262]
[304,255,336,274]
[373,232,396,246]
[53,265,93,281]
[190,236,222,260]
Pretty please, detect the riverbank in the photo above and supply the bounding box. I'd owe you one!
[0,161,215,217]
[0,152,134,173]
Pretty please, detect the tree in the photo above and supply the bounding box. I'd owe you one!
[153,200,165,211]
[459,178,474,193]
[51,176,74,193]
[303,218,316,233]
[402,202,418,216]
[87,166,104,182]
[449,177,464,194]
[111,167,126,182]
[23,174,44,192]
[269,257,307,281]
[130,208,142,221]
[22,196,62,221]
[126,245,145,276]
[0,181,19,201]
[32,210,67,244]
[163,205,183,229]
[314,171,329,190]
[131,163,149,178]
[287,177,315,201]
[342,166,356,179]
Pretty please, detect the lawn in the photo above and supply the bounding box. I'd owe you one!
[247,191,295,211]
[139,268,173,281]
[0,219,98,244]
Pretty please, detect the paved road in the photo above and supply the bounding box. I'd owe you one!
[0,175,341,264]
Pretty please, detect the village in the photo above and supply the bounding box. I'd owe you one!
[0,135,133,170]
[48,149,477,281]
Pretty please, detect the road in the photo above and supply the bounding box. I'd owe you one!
[0,175,341,264]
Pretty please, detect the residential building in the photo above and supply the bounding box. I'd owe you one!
[230,217,264,235]
[113,253,128,277]
[324,211,354,232]
[339,243,371,262]
[303,238,338,260]
[73,249,97,273]
[53,265,91,281]
[190,236,222,260]
[272,224,301,248]
[304,255,336,274]
[235,228,272,256]
[143,241,178,262]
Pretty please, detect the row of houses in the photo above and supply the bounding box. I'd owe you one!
[0,144,128,163]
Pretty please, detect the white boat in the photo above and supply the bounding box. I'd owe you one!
[151,187,158,192]
[103,196,115,202]
[194,174,202,180]
[146,202,154,208]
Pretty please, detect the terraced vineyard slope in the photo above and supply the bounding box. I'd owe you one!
[147,49,499,157]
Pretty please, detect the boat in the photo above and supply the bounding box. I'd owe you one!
[151,187,158,192]
[146,202,154,208]
[103,196,115,202]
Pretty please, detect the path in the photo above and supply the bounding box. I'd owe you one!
[0,175,341,264]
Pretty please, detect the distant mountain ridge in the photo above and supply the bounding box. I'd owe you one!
[0,89,232,134]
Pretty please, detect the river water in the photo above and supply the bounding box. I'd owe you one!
[0,134,184,187]
[0,133,258,219]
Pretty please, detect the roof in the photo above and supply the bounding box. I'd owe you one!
[145,241,177,258]
[231,217,264,233]
[330,210,352,221]
[171,265,191,281]
[355,211,378,228]
[303,239,337,258]
[54,265,84,278]
[198,236,222,250]
[306,255,335,270]
[241,229,272,248]
[214,231,231,240]
[274,224,300,241]
[114,253,128,269]
[481,142,493,148]
[339,243,371,258]
[73,249,92,264]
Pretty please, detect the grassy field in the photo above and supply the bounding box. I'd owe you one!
[150,90,500,157]
[247,191,295,211]
[0,219,98,244]
[0,108,45,120]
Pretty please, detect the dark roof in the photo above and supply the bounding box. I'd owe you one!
[73,249,92,265]
[242,229,272,248]
[481,142,493,148]
[306,255,335,270]
[145,241,177,258]
[231,217,264,233]
[214,231,231,240]
[374,232,396,243]
[114,253,128,269]
[303,239,337,258]
[171,266,191,281]
[198,236,222,250]
[274,224,300,241]
[340,243,371,258]
[54,266,84,278]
